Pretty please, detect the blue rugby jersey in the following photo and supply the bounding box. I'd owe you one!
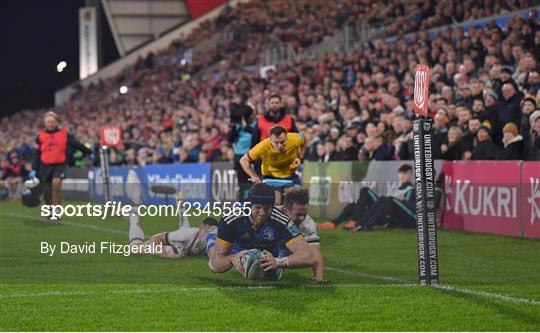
[216,208,303,256]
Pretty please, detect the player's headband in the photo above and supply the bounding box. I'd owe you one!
[247,193,275,206]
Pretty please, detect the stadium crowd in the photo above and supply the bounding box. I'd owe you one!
[1,0,539,183]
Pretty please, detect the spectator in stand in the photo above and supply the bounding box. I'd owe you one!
[456,106,473,133]
[472,97,497,129]
[2,152,28,199]
[523,69,540,95]
[359,136,391,161]
[461,117,482,160]
[520,97,537,136]
[310,143,327,162]
[498,122,525,160]
[524,110,540,160]
[303,127,321,162]
[471,125,499,160]
[432,109,450,159]
[334,135,357,161]
[322,141,338,162]
[498,83,524,133]
[441,126,466,161]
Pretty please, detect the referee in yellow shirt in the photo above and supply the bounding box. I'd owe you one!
[240,125,306,185]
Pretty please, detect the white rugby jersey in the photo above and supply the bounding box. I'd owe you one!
[276,206,319,245]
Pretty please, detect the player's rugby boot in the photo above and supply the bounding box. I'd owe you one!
[317,222,336,230]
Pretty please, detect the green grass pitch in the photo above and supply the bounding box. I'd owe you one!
[1,201,539,331]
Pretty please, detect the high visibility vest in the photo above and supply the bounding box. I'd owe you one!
[38,128,68,164]
[258,114,294,140]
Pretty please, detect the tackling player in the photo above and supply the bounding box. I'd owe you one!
[208,183,315,280]
[128,193,218,259]
[279,186,325,282]
[240,125,306,185]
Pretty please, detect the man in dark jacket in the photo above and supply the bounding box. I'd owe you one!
[359,136,392,161]
[471,125,499,160]
[498,83,524,137]
[473,96,499,130]
[520,98,537,136]
[461,118,481,159]
[482,91,501,142]
[432,109,450,159]
[334,136,357,161]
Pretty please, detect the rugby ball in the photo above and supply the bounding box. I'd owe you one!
[241,249,265,281]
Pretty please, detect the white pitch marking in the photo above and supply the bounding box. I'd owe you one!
[326,267,540,305]
[0,283,411,299]
[4,212,128,235]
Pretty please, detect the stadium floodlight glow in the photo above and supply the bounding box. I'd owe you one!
[56,61,67,73]
[119,86,128,94]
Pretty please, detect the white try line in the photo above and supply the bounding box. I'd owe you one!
[327,268,540,305]
[0,283,414,299]
[3,212,540,305]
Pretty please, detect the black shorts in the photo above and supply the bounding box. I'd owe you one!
[38,164,67,183]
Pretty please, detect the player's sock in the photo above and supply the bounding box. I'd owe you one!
[128,209,144,243]
[176,192,190,229]
[205,230,217,256]
[179,214,190,229]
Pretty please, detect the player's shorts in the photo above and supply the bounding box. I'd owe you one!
[38,163,67,183]
[165,227,198,257]
[263,174,300,186]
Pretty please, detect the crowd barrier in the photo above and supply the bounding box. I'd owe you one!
[71,160,538,239]
[442,161,539,239]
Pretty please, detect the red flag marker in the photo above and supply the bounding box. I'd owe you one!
[100,126,122,148]
[413,65,430,117]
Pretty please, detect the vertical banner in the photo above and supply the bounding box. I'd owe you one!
[413,119,439,285]
[79,7,98,80]
[413,65,439,285]
[413,63,439,285]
